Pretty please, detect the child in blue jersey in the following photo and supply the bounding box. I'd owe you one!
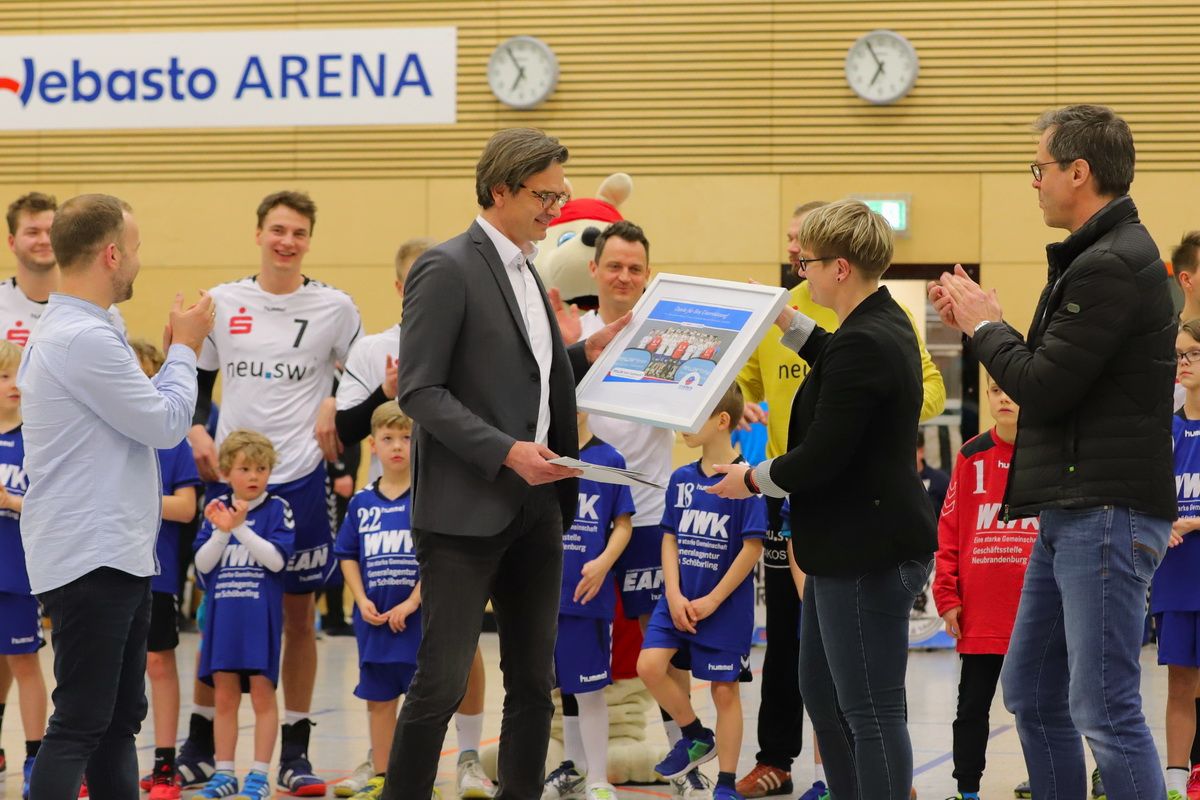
[192,430,295,800]
[333,404,433,800]
[637,383,767,800]
[541,411,635,800]
[1155,320,1200,800]
[133,340,203,799]
[0,341,47,799]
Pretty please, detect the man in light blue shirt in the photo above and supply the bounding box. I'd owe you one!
[17,194,214,800]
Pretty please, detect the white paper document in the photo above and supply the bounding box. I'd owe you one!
[548,457,667,490]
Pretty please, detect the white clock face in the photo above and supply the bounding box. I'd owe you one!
[845,30,919,105]
[488,36,559,110]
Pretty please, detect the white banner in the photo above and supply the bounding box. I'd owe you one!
[0,27,456,131]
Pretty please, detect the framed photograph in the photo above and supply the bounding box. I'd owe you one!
[576,274,790,433]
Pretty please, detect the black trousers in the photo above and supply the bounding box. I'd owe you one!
[382,485,563,800]
[31,567,152,800]
[756,494,805,770]
[952,653,1005,793]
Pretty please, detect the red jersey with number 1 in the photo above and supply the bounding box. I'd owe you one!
[933,428,1038,655]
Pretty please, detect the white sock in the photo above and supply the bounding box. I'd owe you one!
[562,715,586,774]
[284,710,308,726]
[577,691,609,784]
[216,761,235,774]
[663,717,682,745]
[251,761,270,775]
[194,705,215,721]
[1168,768,1189,794]
[814,763,826,782]
[455,712,484,755]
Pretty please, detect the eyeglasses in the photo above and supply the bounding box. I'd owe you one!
[1030,160,1071,181]
[1177,349,1200,365]
[796,255,840,272]
[520,184,571,210]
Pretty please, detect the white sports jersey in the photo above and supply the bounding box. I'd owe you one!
[0,276,126,345]
[579,310,674,527]
[335,323,401,482]
[199,276,362,483]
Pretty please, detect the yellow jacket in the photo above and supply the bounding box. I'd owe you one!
[737,282,946,459]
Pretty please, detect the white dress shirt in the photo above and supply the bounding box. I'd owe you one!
[476,215,553,446]
[18,294,198,594]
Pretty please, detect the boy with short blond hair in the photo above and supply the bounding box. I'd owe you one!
[334,404,441,800]
[192,431,296,800]
[0,340,48,800]
[637,383,768,800]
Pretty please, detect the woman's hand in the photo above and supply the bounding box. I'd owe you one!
[706,463,754,499]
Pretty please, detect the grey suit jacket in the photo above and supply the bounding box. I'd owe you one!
[397,220,589,536]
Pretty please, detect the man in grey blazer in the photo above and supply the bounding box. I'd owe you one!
[385,128,627,800]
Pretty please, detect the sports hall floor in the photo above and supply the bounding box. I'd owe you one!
[0,631,1172,799]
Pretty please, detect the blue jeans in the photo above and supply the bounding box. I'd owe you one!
[1001,506,1168,800]
[798,558,930,800]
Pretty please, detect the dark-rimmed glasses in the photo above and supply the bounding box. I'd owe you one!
[520,184,570,210]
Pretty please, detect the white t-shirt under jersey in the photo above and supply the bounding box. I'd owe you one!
[0,276,126,345]
[199,276,362,483]
[336,323,401,481]
[579,309,674,527]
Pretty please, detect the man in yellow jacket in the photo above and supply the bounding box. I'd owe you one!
[734,200,945,800]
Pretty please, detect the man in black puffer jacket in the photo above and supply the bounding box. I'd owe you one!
[931,104,1174,800]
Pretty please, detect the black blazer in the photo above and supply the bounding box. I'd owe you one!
[770,286,937,576]
[397,221,589,536]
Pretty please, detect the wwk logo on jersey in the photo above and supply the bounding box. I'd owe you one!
[674,482,729,539]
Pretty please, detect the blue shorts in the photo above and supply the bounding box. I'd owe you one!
[1156,611,1200,667]
[554,615,612,694]
[614,525,663,618]
[355,661,417,702]
[208,463,335,594]
[0,592,43,655]
[642,610,749,683]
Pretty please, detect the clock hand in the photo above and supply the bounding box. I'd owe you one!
[511,65,526,91]
[865,41,884,69]
[506,47,522,70]
[869,62,885,86]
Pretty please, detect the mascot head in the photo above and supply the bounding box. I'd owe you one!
[538,172,633,308]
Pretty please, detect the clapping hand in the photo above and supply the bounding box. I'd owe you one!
[204,497,249,532]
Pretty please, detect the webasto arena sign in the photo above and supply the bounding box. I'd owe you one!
[0,27,456,130]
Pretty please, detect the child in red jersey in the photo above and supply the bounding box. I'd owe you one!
[934,376,1036,800]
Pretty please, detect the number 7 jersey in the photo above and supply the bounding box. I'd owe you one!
[199,276,362,483]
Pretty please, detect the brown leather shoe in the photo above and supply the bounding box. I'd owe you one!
[736,764,793,798]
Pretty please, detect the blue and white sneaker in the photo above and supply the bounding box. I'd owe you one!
[196,771,239,799]
[234,770,271,800]
[655,730,716,780]
[713,786,745,800]
[22,755,34,800]
[798,781,827,800]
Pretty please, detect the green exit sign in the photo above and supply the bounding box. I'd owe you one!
[851,194,910,236]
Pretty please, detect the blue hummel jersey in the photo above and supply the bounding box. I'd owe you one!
[194,493,295,684]
[0,426,28,595]
[152,439,202,595]
[660,459,768,652]
[334,481,420,666]
[1152,412,1200,613]
[560,439,636,620]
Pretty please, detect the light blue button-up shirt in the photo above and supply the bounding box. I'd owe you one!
[17,293,198,594]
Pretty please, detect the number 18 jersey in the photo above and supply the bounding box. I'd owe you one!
[199,276,362,483]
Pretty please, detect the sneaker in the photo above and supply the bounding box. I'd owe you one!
[333,754,374,798]
[541,761,586,800]
[1091,768,1105,800]
[656,731,716,780]
[1170,791,1188,800]
[177,716,217,789]
[798,781,827,800]
[279,719,327,797]
[196,772,239,799]
[149,761,183,800]
[1188,765,1200,800]
[457,751,496,799]
[350,776,385,800]
[586,783,618,800]
[736,763,793,797]
[234,770,271,800]
[1014,780,1031,799]
[79,778,89,798]
[671,769,714,800]
[713,786,744,800]
[22,756,33,800]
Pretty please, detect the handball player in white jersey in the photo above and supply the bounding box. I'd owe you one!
[185,191,361,796]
